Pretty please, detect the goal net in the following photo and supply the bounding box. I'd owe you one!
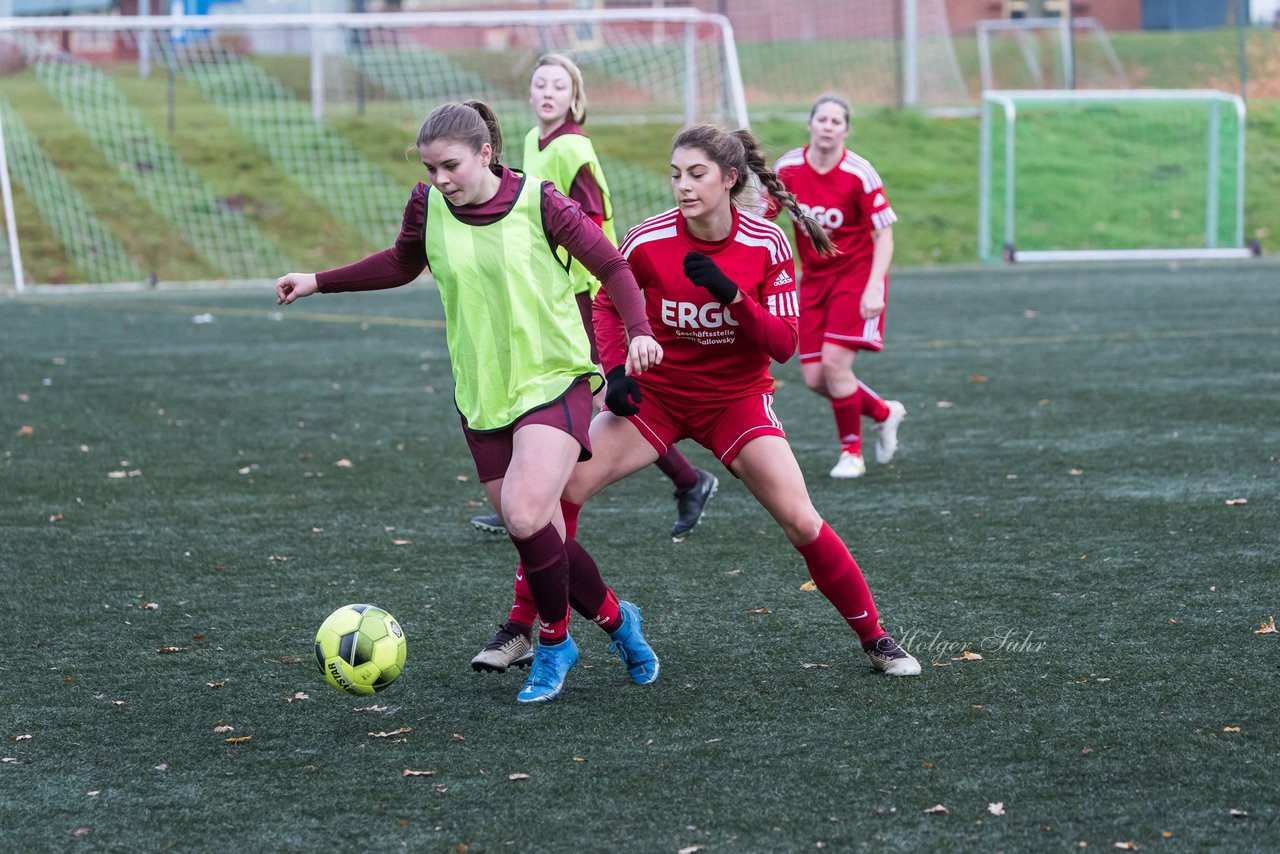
[0,7,747,289]
[976,16,1127,92]
[979,90,1250,263]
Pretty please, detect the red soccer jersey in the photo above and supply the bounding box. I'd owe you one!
[772,146,896,277]
[596,207,799,404]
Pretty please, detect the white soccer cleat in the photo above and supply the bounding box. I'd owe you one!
[875,400,906,465]
[863,634,922,677]
[829,451,866,479]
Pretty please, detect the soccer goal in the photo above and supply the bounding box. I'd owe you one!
[0,7,748,289]
[975,16,1126,91]
[979,90,1251,263]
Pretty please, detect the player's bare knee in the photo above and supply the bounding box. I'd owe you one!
[780,510,824,547]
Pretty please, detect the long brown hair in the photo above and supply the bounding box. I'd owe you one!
[415,100,505,176]
[672,124,836,256]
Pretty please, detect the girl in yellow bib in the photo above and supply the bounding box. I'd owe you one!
[275,101,663,704]
[468,53,717,545]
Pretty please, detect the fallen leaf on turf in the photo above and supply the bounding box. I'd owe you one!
[156,647,186,654]
[225,736,252,744]
[73,828,90,838]
[268,555,288,562]
[1069,469,1084,476]
[1162,831,1173,838]
[957,651,983,661]
[455,475,470,482]
[507,773,530,781]
[19,425,34,436]
[402,769,437,777]
[1167,618,1178,625]
[434,785,448,793]
[214,726,234,733]
[191,635,207,642]
[678,847,704,854]
[749,608,771,615]
[280,656,303,664]
[936,401,954,408]
[799,579,817,591]
[142,602,158,610]
[452,733,465,742]
[154,763,168,771]
[352,705,388,713]
[49,513,64,523]
[1223,726,1241,733]
[111,700,126,707]
[1230,809,1248,818]
[1114,843,1139,851]
[1255,616,1278,635]
[924,804,948,815]
[801,663,830,669]
[988,802,1005,816]
[334,459,353,468]
[86,791,99,797]
[922,762,934,769]
[1082,746,1093,755]
[571,757,587,763]
[1225,498,1247,506]
[391,539,412,546]
[1,758,18,764]
[284,692,309,703]
[969,375,988,383]
[13,734,32,742]
[369,727,411,738]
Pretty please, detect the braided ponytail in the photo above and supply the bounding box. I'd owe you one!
[734,129,836,257]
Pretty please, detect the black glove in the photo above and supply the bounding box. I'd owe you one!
[683,252,739,305]
[604,366,642,416]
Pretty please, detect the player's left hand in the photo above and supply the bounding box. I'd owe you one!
[683,252,740,305]
[626,334,663,376]
[860,282,885,319]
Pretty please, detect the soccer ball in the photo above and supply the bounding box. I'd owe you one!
[314,604,407,696]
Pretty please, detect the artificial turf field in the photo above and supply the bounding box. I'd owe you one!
[2,262,1277,852]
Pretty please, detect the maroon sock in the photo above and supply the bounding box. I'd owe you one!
[564,539,623,633]
[795,522,885,644]
[655,446,699,491]
[831,390,863,455]
[858,381,891,422]
[508,523,569,645]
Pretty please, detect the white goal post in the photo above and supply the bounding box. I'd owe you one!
[979,89,1250,263]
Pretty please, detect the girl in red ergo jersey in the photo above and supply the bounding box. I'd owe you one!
[500,123,920,677]
[770,94,906,479]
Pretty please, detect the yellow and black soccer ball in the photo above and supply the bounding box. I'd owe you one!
[314,604,407,696]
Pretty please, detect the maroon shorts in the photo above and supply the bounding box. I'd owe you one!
[623,391,786,468]
[798,270,887,363]
[462,379,594,483]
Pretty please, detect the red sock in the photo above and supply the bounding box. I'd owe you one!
[831,390,863,455]
[507,562,539,626]
[655,446,699,491]
[859,381,890,422]
[508,523,570,644]
[593,588,623,633]
[560,499,582,540]
[795,521,885,644]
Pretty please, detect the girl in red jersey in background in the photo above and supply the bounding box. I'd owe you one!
[487,123,920,678]
[468,53,717,544]
[770,94,906,479]
[274,101,662,704]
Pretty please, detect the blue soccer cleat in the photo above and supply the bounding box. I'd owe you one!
[608,601,660,685]
[516,635,579,703]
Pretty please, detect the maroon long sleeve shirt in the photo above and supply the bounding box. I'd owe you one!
[315,167,651,342]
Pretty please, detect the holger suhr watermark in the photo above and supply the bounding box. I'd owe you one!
[894,625,1047,662]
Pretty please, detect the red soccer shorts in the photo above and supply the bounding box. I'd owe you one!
[623,391,786,468]
[462,378,594,483]
[798,269,887,363]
